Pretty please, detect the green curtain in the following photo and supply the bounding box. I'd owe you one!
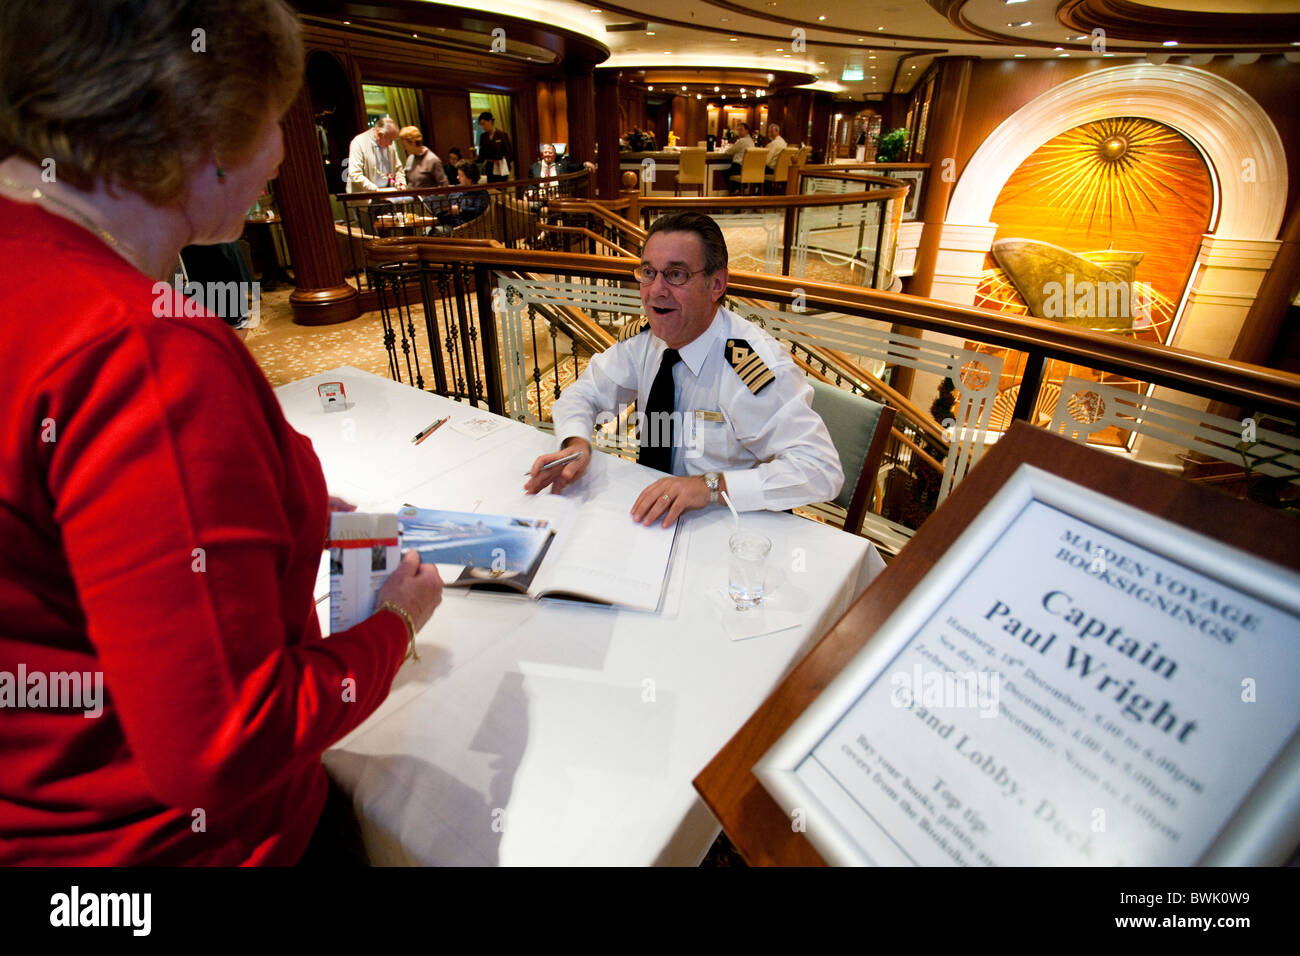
[383,85,423,162]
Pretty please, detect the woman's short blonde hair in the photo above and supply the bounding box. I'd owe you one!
[0,0,303,205]
[398,126,423,144]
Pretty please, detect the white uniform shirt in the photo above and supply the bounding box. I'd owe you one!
[551,307,844,513]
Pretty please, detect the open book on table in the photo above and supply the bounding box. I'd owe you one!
[398,500,678,612]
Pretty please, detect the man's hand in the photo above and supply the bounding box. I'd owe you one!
[631,474,711,528]
[525,438,592,495]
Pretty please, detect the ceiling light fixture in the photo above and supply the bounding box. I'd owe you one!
[1008,21,1032,28]
[1163,40,1179,46]
[1013,53,1026,58]
[646,31,654,36]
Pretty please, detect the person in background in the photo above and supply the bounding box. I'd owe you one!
[525,211,842,528]
[476,111,512,183]
[447,145,463,166]
[0,0,443,866]
[346,116,405,192]
[764,123,788,169]
[527,143,595,203]
[397,126,449,188]
[437,160,489,232]
[721,122,754,178]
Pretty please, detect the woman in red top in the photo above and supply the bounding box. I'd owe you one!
[0,0,443,864]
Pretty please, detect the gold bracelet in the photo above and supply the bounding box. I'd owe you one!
[377,601,420,661]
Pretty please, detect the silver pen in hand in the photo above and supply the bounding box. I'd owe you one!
[524,451,582,477]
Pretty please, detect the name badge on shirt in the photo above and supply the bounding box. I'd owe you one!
[694,410,724,423]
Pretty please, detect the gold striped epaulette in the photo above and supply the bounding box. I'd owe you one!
[725,338,775,395]
[618,318,650,342]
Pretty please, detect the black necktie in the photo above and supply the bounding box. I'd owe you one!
[639,348,680,473]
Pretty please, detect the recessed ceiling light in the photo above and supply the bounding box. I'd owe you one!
[1102,53,1115,57]
[1008,21,1032,27]
[720,17,729,21]
[1053,46,1064,51]
[342,20,350,24]
[412,33,418,37]
[729,37,738,42]
[663,50,671,54]
[648,85,653,90]
[681,85,687,90]
[818,14,826,20]
[783,54,791,57]
[646,31,654,36]
[714,86,720,91]
[1163,40,1179,46]
[869,54,876,58]
[590,8,601,12]
[697,93,702,99]
[1013,53,1026,58]
[1005,0,1029,4]
[877,26,884,31]
[1059,53,1070,57]
[776,48,783,52]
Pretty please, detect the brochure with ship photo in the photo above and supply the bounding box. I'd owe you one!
[398,501,676,612]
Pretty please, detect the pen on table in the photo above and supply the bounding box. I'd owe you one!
[412,416,450,445]
[524,451,582,476]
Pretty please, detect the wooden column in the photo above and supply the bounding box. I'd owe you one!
[278,82,358,326]
[893,57,975,402]
[594,71,621,199]
[907,57,975,299]
[566,63,597,167]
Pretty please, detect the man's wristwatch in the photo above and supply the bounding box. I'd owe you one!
[704,472,721,506]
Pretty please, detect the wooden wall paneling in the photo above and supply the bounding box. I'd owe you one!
[565,65,596,165]
[670,96,687,144]
[594,71,622,198]
[425,90,472,164]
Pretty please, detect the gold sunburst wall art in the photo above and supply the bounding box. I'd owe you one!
[983,116,1215,348]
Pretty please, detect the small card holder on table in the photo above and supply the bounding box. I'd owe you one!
[318,381,347,412]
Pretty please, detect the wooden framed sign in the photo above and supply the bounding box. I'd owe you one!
[696,424,1300,866]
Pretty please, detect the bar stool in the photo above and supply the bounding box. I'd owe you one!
[674,147,707,197]
[729,149,768,196]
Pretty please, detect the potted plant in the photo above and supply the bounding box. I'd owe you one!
[875,127,910,163]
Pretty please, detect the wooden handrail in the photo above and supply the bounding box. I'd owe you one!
[635,179,907,210]
[390,242,1300,416]
[537,223,639,258]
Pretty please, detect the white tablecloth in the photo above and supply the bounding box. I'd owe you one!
[277,366,884,865]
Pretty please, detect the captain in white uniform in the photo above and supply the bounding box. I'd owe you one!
[525,210,843,527]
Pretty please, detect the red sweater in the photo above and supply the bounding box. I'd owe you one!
[0,199,408,864]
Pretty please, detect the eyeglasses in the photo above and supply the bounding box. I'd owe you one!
[633,265,709,286]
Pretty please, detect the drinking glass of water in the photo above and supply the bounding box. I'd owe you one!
[728,531,771,610]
